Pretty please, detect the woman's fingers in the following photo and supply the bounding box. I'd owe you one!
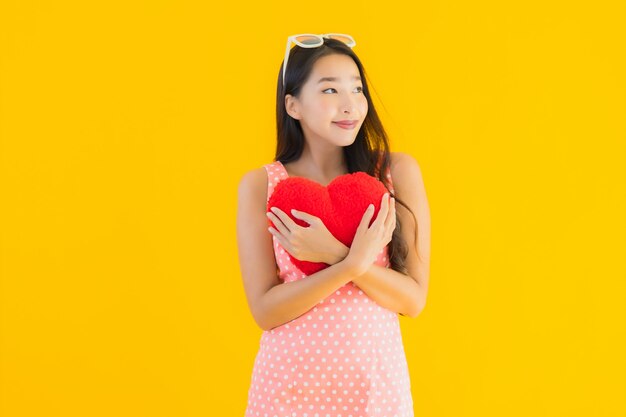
[384,197,395,229]
[358,204,375,232]
[291,209,320,227]
[271,207,299,235]
[267,213,289,237]
[268,226,294,254]
[372,193,390,230]
[384,197,396,242]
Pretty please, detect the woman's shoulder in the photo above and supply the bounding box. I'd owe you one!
[237,165,273,204]
[390,150,410,167]
[389,151,424,191]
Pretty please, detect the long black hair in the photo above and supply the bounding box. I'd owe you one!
[274,37,422,275]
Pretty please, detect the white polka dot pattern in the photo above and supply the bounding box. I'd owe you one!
[244,160,413,417]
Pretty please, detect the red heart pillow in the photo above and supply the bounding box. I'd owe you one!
[267,171,388,275]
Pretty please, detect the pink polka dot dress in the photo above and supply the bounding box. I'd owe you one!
[244,160,414,417]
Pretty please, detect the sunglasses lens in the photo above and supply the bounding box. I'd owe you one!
[294,35,322,46]
[326,34,354,46]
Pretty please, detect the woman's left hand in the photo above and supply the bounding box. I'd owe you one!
[267,207,346,265]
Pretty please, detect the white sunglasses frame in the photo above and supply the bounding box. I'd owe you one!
[282,33,356,88]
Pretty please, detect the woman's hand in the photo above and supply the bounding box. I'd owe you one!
[344,193,396,277]
[267,207,346,265]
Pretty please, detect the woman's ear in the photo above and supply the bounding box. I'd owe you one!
[285,94,300,120]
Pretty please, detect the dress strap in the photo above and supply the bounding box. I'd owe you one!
[263,161,289,204]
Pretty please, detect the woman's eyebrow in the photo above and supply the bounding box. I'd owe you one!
[317,75,362,83]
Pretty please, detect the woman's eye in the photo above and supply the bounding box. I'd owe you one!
[322,86,364,93]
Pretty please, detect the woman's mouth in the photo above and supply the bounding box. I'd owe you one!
[333,120,358,129]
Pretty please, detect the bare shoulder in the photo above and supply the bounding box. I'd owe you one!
[389,151,424,190]
[388,151,428,213]
[237,166,269,203]
[388,151,426,221]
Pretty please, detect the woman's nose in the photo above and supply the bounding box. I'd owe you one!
[341,99,356,113]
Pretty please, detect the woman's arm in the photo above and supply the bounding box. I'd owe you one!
[328,243,424,317]
[327,152,432,317]
[260,259,362,331]
[238,167,363,332]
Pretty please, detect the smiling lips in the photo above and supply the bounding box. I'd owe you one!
[333,120,358,129]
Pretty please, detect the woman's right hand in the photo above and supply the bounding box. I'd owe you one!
[343,192,396,276]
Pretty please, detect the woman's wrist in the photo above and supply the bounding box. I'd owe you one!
[326,241,350,265]
[339,254,368,278]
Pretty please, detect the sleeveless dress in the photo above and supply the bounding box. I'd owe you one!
[244,160,414,417]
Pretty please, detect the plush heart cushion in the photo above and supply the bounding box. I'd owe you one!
[267,171,388,275]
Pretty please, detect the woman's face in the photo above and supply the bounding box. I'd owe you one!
[285,54,368,148]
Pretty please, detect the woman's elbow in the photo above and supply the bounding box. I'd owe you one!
[253,310,276,332]
[253,305,279,332]
[404,308,419,319]
[253,315,270,332]
[249,301,271,331]
[405,298,426,318]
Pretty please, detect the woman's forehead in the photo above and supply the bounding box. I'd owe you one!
[310,54,360,80]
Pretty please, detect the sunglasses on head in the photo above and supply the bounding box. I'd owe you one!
[282,33,356,87]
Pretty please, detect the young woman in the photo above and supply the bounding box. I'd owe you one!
[237,33,431,417]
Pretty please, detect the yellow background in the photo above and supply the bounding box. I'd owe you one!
[1,1,625,416]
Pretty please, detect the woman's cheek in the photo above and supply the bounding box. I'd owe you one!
[360,96,369,112]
